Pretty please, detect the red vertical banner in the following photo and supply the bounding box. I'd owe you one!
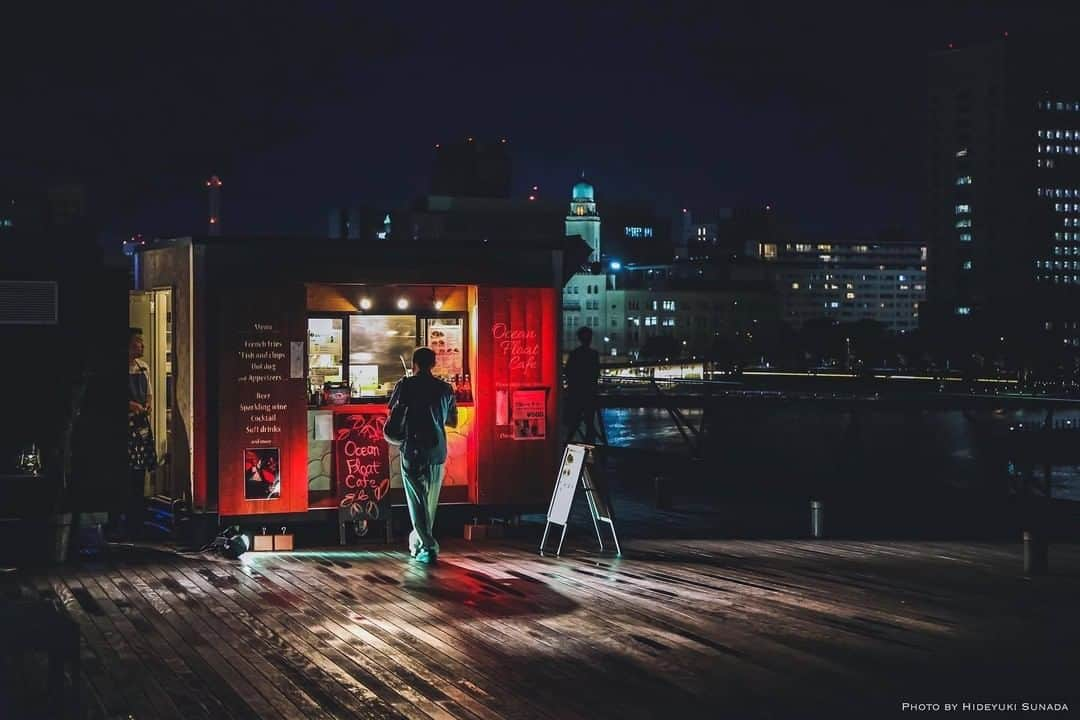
[217,284,308,515]
[477,286,558,505]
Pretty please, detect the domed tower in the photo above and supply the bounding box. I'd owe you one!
[566,175,600,262]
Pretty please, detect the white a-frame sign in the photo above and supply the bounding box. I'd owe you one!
[539,443,621,557]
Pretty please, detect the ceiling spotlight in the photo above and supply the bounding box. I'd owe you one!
[397,298,409,310]
[360,297,372,310]
[434,299,444,310]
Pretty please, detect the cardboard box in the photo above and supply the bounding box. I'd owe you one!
[463,524,487,541]
[464,524,504,541]
[273,534,294,551]
[252,535,274,552]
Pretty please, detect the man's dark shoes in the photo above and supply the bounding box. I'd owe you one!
[413,549,437,564]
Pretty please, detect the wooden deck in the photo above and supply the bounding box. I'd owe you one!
[3,537,1080,719]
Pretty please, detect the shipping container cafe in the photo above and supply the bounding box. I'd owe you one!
[133,235,587,534]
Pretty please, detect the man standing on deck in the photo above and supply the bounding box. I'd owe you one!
[388,347,457,564]
[563,326,601,444]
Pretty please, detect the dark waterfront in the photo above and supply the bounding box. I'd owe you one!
[593,407,1080,539]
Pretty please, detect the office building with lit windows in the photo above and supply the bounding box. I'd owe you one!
[927,36,1080,349]
[773,241,927,333]
[575,263,780,361]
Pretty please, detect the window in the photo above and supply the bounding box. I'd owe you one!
[791,282,800,290]
[955,204,971,214]
[956,306,971,316]
[962,260,973,270]
[645,316,658,326]
[960,233,973,242]
[661,300,676,311]
[661,318,675,327]
[955,176,973,185]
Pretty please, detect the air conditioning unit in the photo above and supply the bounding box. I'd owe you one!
[0,281,59,325]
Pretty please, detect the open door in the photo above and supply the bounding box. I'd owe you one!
[129,288,173,496]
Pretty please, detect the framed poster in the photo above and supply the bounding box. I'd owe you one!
[512,388,547,441]
[244,447,281,500]
[427,320,464,379]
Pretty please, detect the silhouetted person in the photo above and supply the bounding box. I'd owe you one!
[127,327,156,538]
[388,347,458,564]
[564,326,601,444]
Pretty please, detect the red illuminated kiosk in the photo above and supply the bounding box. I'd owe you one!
[135,234,588,537]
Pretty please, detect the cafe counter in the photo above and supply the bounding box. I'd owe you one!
[306,402,475,512]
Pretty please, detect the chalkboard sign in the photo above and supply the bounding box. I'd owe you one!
[334,411,391,538]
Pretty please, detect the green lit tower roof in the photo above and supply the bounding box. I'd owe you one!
[572,176,594,201]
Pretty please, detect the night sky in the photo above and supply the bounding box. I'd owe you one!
[3,1,1073,244]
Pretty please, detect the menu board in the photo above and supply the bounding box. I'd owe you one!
[334,411,391,537]
[218,285,307,516]
[236,323,290,500]
[428,321,464,379]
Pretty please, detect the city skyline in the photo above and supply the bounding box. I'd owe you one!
[4,2,1073,243]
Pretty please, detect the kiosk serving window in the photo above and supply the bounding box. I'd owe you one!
[306,284,474,404]
[348,314,416,397]
[307,317,343,390]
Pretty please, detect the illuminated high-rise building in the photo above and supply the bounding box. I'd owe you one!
[927,36,1080,350]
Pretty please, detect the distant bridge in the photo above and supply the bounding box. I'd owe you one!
[597,371,1080,411]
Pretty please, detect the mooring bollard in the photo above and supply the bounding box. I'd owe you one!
[654,475,671,510]
[1023,530,1048,576]
[810,500,824,538]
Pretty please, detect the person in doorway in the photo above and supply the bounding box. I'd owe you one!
[127,327,156,538]
[563,326,601,444]
[388,347,457,564]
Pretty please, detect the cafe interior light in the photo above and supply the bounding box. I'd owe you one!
[434,299,444,310]
[359,297,372,310]
[396,298,409,310]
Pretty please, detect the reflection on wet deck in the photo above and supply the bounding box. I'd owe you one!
[4,538,1080,718]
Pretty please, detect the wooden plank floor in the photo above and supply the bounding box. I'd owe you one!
[3,537,1080,719]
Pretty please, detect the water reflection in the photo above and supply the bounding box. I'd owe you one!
[601,407,1080,501]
